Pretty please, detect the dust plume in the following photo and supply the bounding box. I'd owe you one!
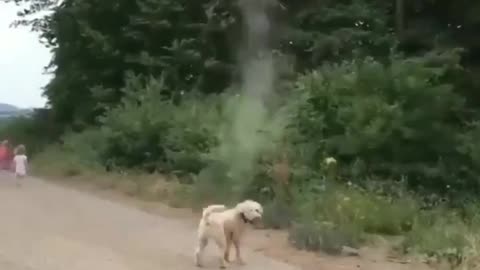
[196,0,287,201]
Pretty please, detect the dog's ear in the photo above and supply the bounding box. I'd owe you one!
[257,205,264,215]
[235,201,247,212]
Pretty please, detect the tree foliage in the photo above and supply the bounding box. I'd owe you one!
[6,0,478,127]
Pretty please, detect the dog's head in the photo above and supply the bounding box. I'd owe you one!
[235,200,263,223]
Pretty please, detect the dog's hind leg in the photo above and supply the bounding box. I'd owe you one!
[195,237,208,267]
[223,232,233,263]
[214,236,228,268]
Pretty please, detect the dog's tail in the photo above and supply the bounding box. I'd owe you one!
[201,204,227,221]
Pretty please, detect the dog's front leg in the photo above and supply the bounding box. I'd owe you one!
[233,238,245,265]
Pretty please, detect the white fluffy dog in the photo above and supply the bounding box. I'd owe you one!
[194,200,263,268]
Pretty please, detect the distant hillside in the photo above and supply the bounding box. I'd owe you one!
[0,103,19,112]
[0,103,32,118]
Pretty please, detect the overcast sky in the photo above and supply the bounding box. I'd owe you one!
[0,2,51,108]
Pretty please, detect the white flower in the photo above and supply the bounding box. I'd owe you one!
[324,157,337,165]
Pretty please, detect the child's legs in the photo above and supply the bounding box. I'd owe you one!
[15,173,25,183]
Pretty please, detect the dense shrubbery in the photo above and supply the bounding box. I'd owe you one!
[97,74,221,175]
[39,55,477,188]
[15,52,480,196]
[291,54,478,193]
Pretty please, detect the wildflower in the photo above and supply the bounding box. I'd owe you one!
[324,157,337,165]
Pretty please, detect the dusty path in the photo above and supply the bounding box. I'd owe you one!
[0,174,299,270]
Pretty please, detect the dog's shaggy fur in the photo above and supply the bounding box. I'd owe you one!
[194,200,263,268]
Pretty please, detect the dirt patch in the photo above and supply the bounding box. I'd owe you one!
[0,174,296,270]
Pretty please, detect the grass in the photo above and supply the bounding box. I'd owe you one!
[31,148,194,209]
[262,199,296,229]
[288,220,362,255]
[30,147,480,269]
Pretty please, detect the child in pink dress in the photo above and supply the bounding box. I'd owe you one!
[13,145,27,186]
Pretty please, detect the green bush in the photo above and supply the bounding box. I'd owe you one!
[98,74,221,174]
[32,145,100,177]
[291,55,474,192]
[31,127,107,176]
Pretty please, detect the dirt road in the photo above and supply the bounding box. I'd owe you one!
[0,174,299,270]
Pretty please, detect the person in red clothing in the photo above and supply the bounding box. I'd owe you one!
[6,142,14,171]
[0,140,9,170]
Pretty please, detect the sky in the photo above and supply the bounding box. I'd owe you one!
[0,3,51,108]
